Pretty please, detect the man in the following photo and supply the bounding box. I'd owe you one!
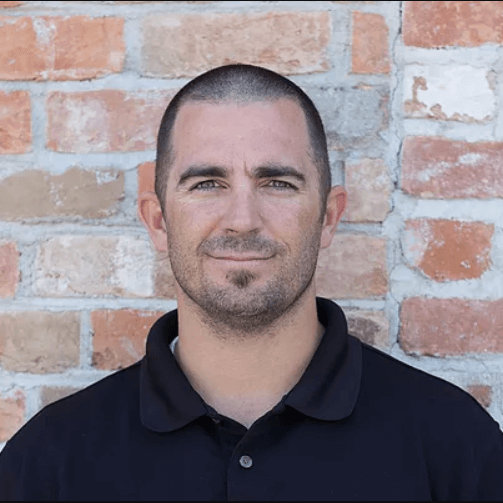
[0,64,502,500]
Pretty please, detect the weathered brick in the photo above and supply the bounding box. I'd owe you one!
[404,65,495,122]
[33,236,155,297]
[345,309,389,349]
[0,168,124,220]
[403,219,493,282]
[141,12,331,78]
[316,235,387,299]
[0,390,25,442]
[402,137,503,199]
[0,91,31,154]
[0,312,80,373]
[344,158,391,222]
[0,1,23,7]
[0,241,19,298]
[465,384,492,409]
[0,16,124,81]
[0,17,44,78]
[352,12,390,74]
[115,1,213,3]
[404,1,503,48]
[39,386,82,409]
[51,16,124,80]
[46,90,173,153]
[305,85,389,152]
[400,297,503,356]
[91,309,164,370]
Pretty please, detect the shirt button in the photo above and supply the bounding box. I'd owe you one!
[239,455,253,469]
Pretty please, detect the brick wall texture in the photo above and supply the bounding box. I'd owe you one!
[1,0,503,444]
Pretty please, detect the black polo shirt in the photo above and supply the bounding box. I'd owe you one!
[1,297,503,501]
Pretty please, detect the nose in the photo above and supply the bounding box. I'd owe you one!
[219,181,263,235]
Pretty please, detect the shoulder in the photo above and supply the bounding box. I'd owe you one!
[357,340,503,498]
[358,339,502,440]
[3,361,141,452]
[360,342,482,408]
[0,362,142,499]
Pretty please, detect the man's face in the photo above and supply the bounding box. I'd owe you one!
[163,99,330,335]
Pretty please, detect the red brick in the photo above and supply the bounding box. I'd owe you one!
[115,1,213,3]
[402,137,503,199]
[46,90,173,153]
[316,235,387,299]
[0,241,19,298]
[404,1,503,48]
[53,16,124,80]
[0,16,124,81]
[0,390,25,442]
[465,384,492,409]
[0,167,124,220]
[0,1,23,7]
[403,219,493,282]
[0,312,80,372]
[352,12,390,74]
[91,309,164,370]
[344,158,391,222]
[141,12,331,78]
[400,297,503,356]
[345,309,389,349]
[0,91,31,154]
[0,17,43,80]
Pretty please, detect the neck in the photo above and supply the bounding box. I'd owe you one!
[173,290,323,428]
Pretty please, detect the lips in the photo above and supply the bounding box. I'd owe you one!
[209,255,272,261]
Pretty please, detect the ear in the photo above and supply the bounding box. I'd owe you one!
[138,191,168,253]
[320,186,347,250]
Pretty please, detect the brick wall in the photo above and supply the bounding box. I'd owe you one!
[1,1,502,446]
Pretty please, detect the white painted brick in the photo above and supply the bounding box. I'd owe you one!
[403,64,496,122]
[33,236,155,298]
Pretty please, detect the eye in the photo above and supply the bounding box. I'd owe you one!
[192,180,221,191]
[267,180,297,190]
[190,179,296,192]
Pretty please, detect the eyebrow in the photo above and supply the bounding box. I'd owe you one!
[176,163,307,188]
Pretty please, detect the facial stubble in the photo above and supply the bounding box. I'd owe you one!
[165,220,323,340]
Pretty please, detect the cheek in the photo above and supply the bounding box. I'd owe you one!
[264,201,321,251]
[169,196,319,240]
[169,199,224,238]
[264,198,317,227]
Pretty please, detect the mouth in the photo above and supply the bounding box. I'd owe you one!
[209,255,273,262]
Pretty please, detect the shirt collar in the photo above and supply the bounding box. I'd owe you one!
[140,297,362,432]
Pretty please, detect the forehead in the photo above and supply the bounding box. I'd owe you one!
[169,98,315,177]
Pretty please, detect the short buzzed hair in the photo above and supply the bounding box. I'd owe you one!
[155,64,331,219]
